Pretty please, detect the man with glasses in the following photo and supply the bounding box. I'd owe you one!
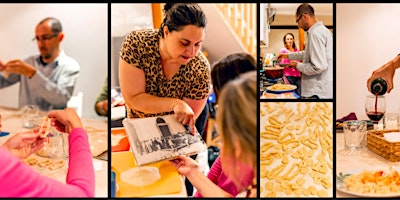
[0,17,80,111]
[277,3,333,99]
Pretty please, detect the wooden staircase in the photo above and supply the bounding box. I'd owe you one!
[152,3,257,60]
[214,3,257,59]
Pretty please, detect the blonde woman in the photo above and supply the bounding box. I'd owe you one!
[170,71,257,197]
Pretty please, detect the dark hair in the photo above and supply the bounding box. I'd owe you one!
[159,3,207,38]
[211,53,256,100]
[296,3,315,18]
[38,17,62,33]
[283,33,297,49]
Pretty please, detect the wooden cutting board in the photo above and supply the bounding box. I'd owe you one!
[111,151,182,197]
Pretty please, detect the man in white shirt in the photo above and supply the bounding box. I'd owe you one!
[278,3,333,99]
[0,17,80,111]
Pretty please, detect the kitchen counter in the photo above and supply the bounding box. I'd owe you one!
[259,70,300,99]
[0,106,108,197]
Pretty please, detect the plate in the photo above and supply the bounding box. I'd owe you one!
[337,167,400,197]
[277,63,291,67]
[266,84,297,94]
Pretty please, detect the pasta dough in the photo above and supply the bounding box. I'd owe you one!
[39,117,51,138]
[120,166,161,187]
[260,102,333,197]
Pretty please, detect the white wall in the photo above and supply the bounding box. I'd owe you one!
[0,3,108,119]
[111,3,153,88]
[337,4,400,120]
[260,3,333,58]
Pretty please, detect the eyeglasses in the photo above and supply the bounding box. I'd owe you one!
[32,33,59,42]
[296,14,303,23]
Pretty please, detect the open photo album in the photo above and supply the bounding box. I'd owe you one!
[122,114,208,166]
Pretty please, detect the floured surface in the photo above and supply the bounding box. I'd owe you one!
[111,151,182,197]
[121,166,161,186]
[259,102,333,197]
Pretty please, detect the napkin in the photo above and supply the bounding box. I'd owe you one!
[336,112,358,123]
[383,132,400,142]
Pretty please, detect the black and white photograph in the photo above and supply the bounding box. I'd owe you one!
[122,114,207,166]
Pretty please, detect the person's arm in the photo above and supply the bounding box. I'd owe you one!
[0,129,94,197]
[0,108,95,198]
[206,156,223,184]
[2,59,35,78]
[119,58,197,132]
[95,77,108,116]
[1,130,45,159]
[170,155,233,197]
[0,59,21,87]
[294,30,330,76]
[367,54,400,93]
[25,56,80,109]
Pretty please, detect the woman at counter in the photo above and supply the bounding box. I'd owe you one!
[279,33,301,95]
[0,108,95,197]
[170,71,257,197]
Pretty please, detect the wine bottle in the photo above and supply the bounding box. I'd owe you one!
[272,54,277,66]
[370,78,388,95]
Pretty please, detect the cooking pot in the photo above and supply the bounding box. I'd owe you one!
[264,66,284,79]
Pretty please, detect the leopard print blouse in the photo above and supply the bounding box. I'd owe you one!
[120,29,211,118]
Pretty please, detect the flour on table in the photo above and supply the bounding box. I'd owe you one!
[120,166,161,186]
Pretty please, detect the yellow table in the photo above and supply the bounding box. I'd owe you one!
[111,127,187,197]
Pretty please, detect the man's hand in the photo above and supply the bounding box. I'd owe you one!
[4,59,36,78]
[290,61,299,70]
[277,53,288,61]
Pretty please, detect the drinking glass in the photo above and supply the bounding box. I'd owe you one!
[365,95,386,129]
[21,105,40,128]
[340,120,368,156]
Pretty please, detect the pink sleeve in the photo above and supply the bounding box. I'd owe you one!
[206,156,223,184]
[194,156,222,198]
[0,128,94,197]
[279,48,291,64]
[279,48,289,54]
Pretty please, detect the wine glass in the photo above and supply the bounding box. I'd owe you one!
[365,95,386,129]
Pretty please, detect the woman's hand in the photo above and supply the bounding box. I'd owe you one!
[47,108,83,134]
[0,60,5,71]
[169,155,199,176]
[2,129,45,159]
[172,100,195,134]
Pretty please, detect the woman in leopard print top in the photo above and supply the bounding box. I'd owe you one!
[119,3,210,134]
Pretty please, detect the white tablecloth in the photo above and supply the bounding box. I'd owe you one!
[336,131,400,197]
